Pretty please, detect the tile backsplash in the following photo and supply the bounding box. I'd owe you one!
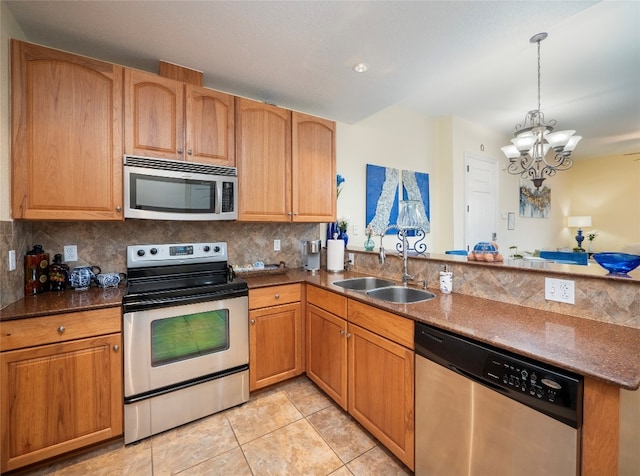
[1,219,320,308]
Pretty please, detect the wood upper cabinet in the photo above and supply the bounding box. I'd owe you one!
[0,308,122,472]
[236,97,292,221]
[124,69,235,166]
[292,112,336,222]
[10,40,123,220]
[249,284,303,391]
[236,98,336,222]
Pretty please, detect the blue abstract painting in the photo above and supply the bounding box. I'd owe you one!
[401,169,430,234]
[366,164,399,235]
[366,164,430,235]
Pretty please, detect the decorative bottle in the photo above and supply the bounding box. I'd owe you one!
[49,253,70,291]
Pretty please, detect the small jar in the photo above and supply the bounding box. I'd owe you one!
[49,254,70,291]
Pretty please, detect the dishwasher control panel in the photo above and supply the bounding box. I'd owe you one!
[484,357,569,406]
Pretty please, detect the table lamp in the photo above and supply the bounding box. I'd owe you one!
[567,216,592,251]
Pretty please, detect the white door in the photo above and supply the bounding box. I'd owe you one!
[465,154,498,251]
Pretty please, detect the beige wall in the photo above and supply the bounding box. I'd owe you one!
[568,154,640,252]
[335,106,438,251]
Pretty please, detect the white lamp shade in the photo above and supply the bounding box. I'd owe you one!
[567,215,592,228]
[512,135,536,153]
[501,145,520,159]
[564,135,582,152]
[545,130,575,149]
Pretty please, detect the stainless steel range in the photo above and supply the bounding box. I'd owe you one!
[122,242,249,444]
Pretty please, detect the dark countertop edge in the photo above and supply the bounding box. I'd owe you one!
[246,269,640,391]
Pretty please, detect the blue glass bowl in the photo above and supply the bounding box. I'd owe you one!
[593,253,640,275]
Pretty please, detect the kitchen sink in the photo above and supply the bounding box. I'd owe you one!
[366,286,436,304]
[332,277,396,292]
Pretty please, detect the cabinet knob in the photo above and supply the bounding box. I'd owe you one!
[57,326,65,334]
[187,149,192,155]
[250,319,256,325]
[339,329,345,336]
[178,147,184,154]
[274,294,280,299]
[113,344,120,352]
[346,333,351,339]
[116,206,122,212]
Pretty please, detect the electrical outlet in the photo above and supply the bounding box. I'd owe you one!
[273,239,281,252]
[8,250,16,271]
[348,253,355,265]
[544,277,575,304]
[353,225,360,235]
[64,245,78,262]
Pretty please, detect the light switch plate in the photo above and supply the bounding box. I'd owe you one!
[8,250,16,271]
[273,240,281,252]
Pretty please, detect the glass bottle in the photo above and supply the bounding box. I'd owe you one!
[49,253,70,291]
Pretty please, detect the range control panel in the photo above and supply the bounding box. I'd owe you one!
[483,356,570,407]
[127,242,227,268]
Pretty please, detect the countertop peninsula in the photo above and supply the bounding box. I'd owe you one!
[1,270,639,390]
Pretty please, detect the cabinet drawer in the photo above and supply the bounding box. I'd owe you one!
[348,300,414,350]
[249,284,301,310]
[0,307,121,351]
[307,285,347,318]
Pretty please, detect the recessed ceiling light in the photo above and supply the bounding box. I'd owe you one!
[353,63,369,73]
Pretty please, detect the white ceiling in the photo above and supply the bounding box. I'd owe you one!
[5,0,640,160]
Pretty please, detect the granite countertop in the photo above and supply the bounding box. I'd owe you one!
[0,286,125,321]
[2,270,639,390]
[246,269,640,390]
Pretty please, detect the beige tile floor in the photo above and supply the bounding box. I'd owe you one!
[25,376,413,476]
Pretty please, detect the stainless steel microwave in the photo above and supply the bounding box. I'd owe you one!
[124,155,238,221]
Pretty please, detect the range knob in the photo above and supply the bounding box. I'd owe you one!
[203,245,211,252]
[137,249,145,257]
[214,246,221,252]
[150,248,158,255]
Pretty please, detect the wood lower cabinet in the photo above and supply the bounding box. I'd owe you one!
[249,284,303,391]
[0,308,123,472]
[306,303,348,409]
[348,323,414,470]
[305,285,415,470]
[236,98,336,222]
[11,40,123,220]
[124,68,235,166]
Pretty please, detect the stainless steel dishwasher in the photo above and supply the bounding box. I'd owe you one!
[415,322,583,476]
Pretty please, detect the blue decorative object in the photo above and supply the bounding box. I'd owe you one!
[326,222,338,242]
[592,253,640,276]
[338,230,349,249]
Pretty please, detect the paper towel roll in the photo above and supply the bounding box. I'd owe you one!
[326,239,345,272]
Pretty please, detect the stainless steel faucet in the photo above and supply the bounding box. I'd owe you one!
[379,233,386,264]
[400,230,414,286]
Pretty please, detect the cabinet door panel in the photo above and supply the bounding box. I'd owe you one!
[348,323,414,470]
[186,85,235,166]
[306,304,347,409]
[1,334,123,472]
[11,40,123,220]
[292,112,336,222]
[236,97,291,221]
[249,303,302,391]
[124,69,184,159]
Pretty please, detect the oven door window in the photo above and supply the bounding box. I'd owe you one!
[131,173,216,213]
[150,310,229,366]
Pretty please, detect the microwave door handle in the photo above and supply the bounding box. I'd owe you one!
[215,181,222,214]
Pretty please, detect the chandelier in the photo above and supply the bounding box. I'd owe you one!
[502,32,581,189]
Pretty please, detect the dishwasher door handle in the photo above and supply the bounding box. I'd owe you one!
[448,364,503,392]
